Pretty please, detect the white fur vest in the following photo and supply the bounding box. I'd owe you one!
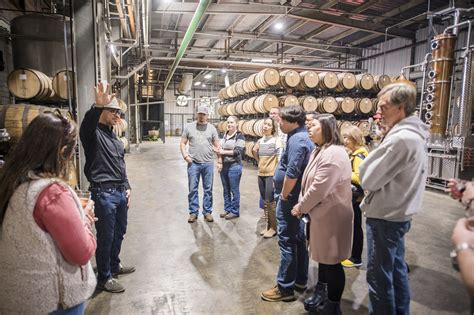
[0,178,96,314]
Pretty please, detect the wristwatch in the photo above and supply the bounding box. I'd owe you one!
[450,242,474,271]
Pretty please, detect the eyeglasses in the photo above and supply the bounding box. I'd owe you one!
[54,109,72,135]
[105,108,122,116]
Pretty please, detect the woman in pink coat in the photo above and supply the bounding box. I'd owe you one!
[291,114,353,315]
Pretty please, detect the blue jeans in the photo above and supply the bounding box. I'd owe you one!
[50,302,84,315]
[366,218,411,315]
[187,161,214,215]
[220,163,242,215]
[276,198,308,294]
[92,187,128,283]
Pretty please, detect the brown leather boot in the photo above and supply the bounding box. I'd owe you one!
[263,201,277,238]
[260,202,269,235]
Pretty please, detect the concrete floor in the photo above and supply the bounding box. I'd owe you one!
[85,137,471,314]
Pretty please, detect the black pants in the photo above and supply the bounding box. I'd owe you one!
[258,176,274,202]
[318,263,345,302]
[351,198,363,262]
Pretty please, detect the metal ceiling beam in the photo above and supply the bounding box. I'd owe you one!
[148,57,367,73]
[153,3,287,15]
[151,28,364,55]
[288,10,415,39]
[326,0,426,45]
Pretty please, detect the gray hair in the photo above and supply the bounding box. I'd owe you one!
[378,82,416,116]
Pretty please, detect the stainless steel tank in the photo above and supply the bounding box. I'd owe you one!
[11,14,71,76]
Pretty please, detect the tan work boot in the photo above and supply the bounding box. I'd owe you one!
[261,285,295,302]
[263,201,277,238]
[260,202,269,235]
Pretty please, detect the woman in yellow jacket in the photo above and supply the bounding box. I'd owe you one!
[341,125,369,268]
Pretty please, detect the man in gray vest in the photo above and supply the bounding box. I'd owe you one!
[180,106,220,223]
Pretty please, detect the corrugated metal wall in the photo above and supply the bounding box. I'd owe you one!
[361,37,412,76]
[164,87,219,135]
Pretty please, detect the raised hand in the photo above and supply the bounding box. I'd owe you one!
[95,81,116,107]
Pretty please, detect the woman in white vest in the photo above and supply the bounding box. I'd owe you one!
[0,111,97,314]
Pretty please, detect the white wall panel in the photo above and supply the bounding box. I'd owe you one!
[361,37,412,75]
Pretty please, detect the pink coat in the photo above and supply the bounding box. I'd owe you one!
[298,145,353,264]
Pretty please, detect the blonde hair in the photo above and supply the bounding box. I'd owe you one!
[342,125,365,147]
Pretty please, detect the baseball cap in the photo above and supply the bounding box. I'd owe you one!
[104,98,122,111]
[197,105,209,114]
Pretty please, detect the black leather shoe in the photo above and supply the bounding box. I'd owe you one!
[304,282,328,312]
[312,299,342,315]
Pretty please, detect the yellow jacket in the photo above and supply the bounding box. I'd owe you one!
[350,146,369,186]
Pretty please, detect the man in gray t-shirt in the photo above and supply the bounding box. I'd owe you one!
[180,105,220,223]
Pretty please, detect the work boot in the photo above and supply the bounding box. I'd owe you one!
[311,299,341,315]
[261,285,295,302]
[304,282,328,312]
[263,201,277,238]
[204,213,214,222]
[188,214,198,223]
[260,202,269,235]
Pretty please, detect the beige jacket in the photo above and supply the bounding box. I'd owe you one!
[298,145,353,264]
[0,178,96,314]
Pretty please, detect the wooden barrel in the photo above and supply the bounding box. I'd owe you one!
[297,71,319,90]
[226,102,237,116]
[218,88,227,100]
[254,94,278,113]
[217,104,226,116]
[243,97,257,114]
[237,119,245,132]
[255,68,280,89]
[373,74,391,92]
[8,68,54,100]
[217,121,227,132]
[318,72,338,89]
[242,119,257,136]
[335,72,356,92]
[299,95,318,112]
[279,69,301,89]
[52,70,74,100]
[355,73,375,91]
[235,100,246,115]
[336,97,355,114]
[371,98,379,113]
[0,104,72,143]
[317,97,337,113]
[243,74,257,93]
[235,79,246,96]
[119,137,130,152]
[253,119,265,137]
[354,120,370,136]
[354,98,373,114]
[279,95,299,107]
[112,118,128,136]
[338,120,353,132]
[245,141,256,157]
[117,98,128,113]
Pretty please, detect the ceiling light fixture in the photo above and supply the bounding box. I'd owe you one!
[194,81,201,86]
[204,73,212,79]
[274,22,283,30]
[251,58,274,63]
[221,68,227,74]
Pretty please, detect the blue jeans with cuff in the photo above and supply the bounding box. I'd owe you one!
[91,186,128,283]
[366,218,411,315]
[187,161,214,215]
[276,197,308,294]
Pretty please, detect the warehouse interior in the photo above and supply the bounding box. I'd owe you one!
[0,0,474,314]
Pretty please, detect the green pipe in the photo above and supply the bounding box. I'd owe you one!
[163,0,211,91]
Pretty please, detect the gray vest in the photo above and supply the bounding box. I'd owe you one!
[0,178,96,314]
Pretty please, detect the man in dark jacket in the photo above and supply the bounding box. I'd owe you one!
[80,82,135,293]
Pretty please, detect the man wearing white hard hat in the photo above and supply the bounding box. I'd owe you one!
[80,82,135,294]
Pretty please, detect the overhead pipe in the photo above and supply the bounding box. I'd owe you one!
[162,0,211,91]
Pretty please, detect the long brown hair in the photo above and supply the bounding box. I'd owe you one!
[0,111,77,225]
[314,113,343,147]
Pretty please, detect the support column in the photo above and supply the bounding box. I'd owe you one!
[74,0,97,188]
